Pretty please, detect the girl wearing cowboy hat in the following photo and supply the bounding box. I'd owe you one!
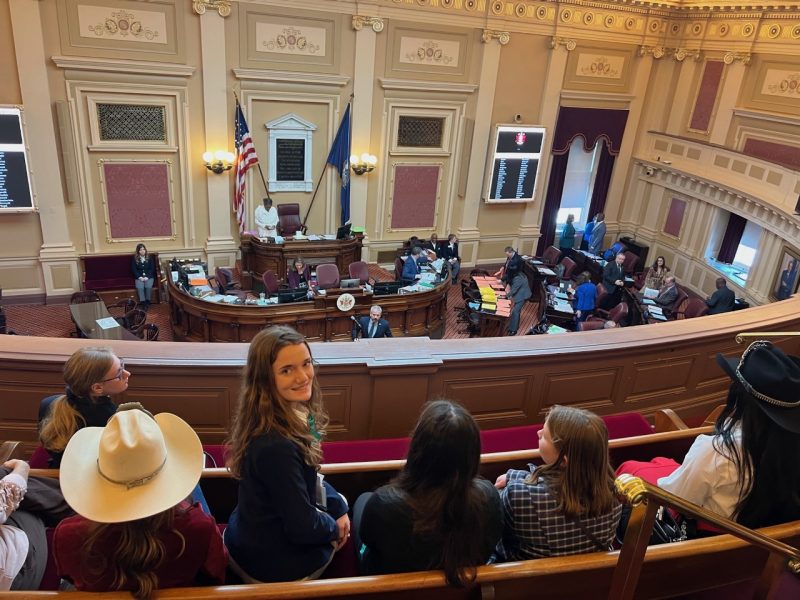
[39,347,128,468]
[53,406,227,598]
[658,341,800,528]
[224,326,350,582]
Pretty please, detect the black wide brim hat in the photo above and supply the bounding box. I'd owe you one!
[716,341,800,434]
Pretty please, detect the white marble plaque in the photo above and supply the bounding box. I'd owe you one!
[256,23,326,56]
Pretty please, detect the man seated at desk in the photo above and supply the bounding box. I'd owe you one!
[254,197,278,238]
[494,246,521,284]
[440,234,461,285]
[706,277,736,314]
[600,252,626,310]
[653,276,678,311]
[402,246,424,284]
[353,305,393,339]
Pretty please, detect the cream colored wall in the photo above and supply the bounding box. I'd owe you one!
[2,0,800,303]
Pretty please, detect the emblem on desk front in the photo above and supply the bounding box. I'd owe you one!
[336,293,355,312]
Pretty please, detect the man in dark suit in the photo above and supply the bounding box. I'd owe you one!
[353,305,393,339]
[600,251,625,309]
[654,276,678,310]
[494,246,522,284]
[440,234,461,285]
[507,272,532,336]
[706,277,736,314]
[401,246,423,284]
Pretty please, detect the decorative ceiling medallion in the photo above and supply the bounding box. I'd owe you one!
[515,2,527,18]
[560,9,573,22]
[718,24,729,37]
[491,1,504,15]
[464,0,477,11]
[742,23,754,37]
[625,17,636,31]
[604,15,615,28]
[441,0,454,6]
[649,20,660,33]
[670,23,680,35]
[692,23,703,36]
[536,6,547,20]
[767,24,781,39]
[583,13,594,25]
[416,0,429,6]
[792,25,800,39]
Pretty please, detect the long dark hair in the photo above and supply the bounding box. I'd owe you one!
[713,383,800,528]
[135,243,148,264]
[391,400,486,587]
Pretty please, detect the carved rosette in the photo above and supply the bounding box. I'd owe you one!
[352,16,385,33]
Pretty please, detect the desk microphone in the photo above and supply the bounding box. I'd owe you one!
[350,315,362,330]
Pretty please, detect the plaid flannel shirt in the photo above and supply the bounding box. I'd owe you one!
[494,467,622,562]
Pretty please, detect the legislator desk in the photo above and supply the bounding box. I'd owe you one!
[168,275,448,343]
[69,300,139,341]
[240,233,364,285]
[3,296,800,455]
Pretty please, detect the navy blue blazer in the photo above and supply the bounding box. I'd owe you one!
[401,256,421,282]
[354,317,392,339]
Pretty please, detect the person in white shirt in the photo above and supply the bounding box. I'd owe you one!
[254,197,278,238]
[658,341,800,529]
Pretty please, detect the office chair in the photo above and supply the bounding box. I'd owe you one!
[348,261,370,284]
[277,203,306,236]
[70,291,101,304]
[141,323,160,341]
[316,264,340,289]
[262,270,285,295]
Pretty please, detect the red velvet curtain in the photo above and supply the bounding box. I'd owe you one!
[536,153,569,256]
[717,213,747,264]
[586,143,616,222]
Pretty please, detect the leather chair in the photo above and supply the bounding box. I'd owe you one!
[107,298,137,320]
[214,267,241,293]
[595,282,608,308]
[277,203,306,236]
[541,246,562,267]
[141,323,159,341]
[262,270,284,295]
[588,301,628,325]
[394,257,405,281]
[673,297,709,319]
[316,263,340,290]
[122,308,147,337]
[669,287,690,317]
[622,251,639,275]
[559,257,578,281]
[577,320,606,331]
[70,291,101,304]
[348,261,370,284]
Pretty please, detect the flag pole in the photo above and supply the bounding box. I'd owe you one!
[234,92,271,202]
[303,94,354,228]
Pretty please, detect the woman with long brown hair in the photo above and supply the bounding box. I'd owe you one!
[494,405,622,560]
[39,347,128,468]
[53,406,226,598]
[353,400,503,587]
[224,326,349,582]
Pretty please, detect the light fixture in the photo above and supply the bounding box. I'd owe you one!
[203,150,235,174]
[350,153,377,175]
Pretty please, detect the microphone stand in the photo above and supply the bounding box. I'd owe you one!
[350,315,362,341]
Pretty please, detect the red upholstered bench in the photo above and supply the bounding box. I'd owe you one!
[81,252,161,305]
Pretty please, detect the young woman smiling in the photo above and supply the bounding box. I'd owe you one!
[224,326,349,582]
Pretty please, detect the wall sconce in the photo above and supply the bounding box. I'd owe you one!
[203,150,235,174]
[350,153,377,175]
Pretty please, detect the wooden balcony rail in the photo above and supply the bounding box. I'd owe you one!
[611,475,800,600]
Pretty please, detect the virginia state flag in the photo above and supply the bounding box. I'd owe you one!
[326,103,351,225]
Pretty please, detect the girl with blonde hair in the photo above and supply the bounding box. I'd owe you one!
[494,405,622,560]
[224,326,349,582]
[39,347,128,468]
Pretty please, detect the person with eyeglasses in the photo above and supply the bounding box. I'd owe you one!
[39,347,129,468]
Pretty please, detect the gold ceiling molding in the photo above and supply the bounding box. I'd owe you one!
[191,0,230,17]
[723,51,752,65]
[639,45,702,61]
[482,29,511,44]
[352,15,385,32]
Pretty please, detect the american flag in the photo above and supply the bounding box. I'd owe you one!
[234,101,259,234]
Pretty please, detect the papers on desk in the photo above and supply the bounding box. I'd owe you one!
[546,324,568,334]
[95,317,119,330]
[203,294,227,303]
[431,258,445,272]
[537,267,557,276]
[642,287,658,299]
[222,295,242,303]
[400,284,423,293]
[553,290,570,300]
[552,298,574,314]
[642,298,656,306]
[419,272,437,284]
[650,312,668,321]
[307,235,321,241]
[649,305,664,315]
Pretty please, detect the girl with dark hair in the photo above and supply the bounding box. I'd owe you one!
[39,347,128,468]
[224,326,349,582]
[494,405,622,560]
[353,400,502,587]
[658,341,800,528]
[644,256,669,291]
[132,243,156,306]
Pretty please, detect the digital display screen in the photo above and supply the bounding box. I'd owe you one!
[484,125,545,203]
[0,108,33,211]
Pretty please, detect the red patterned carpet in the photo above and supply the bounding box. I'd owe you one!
[4,264,540,341]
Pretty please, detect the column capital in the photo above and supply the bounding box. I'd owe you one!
[482,29,510,45]
[549,36,576,51]
[723,52,751,66]
[192,0,231,17]
[352,16,384,33]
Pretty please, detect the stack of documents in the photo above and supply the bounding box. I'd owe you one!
[552,298,574,314]
[537,267,556,276]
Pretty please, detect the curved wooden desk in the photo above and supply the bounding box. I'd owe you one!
[168,277,449,343]
[2,296,799,453]
[240,234,364,283]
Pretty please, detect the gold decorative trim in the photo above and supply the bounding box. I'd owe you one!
[724,51,752,66]
[639,45,701,62]
[192,0,230,17]
[481,29,511,45]
[550,36,577,51]
[352,16,385,33]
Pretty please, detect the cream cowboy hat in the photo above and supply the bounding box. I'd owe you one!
[60,408,203,523]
